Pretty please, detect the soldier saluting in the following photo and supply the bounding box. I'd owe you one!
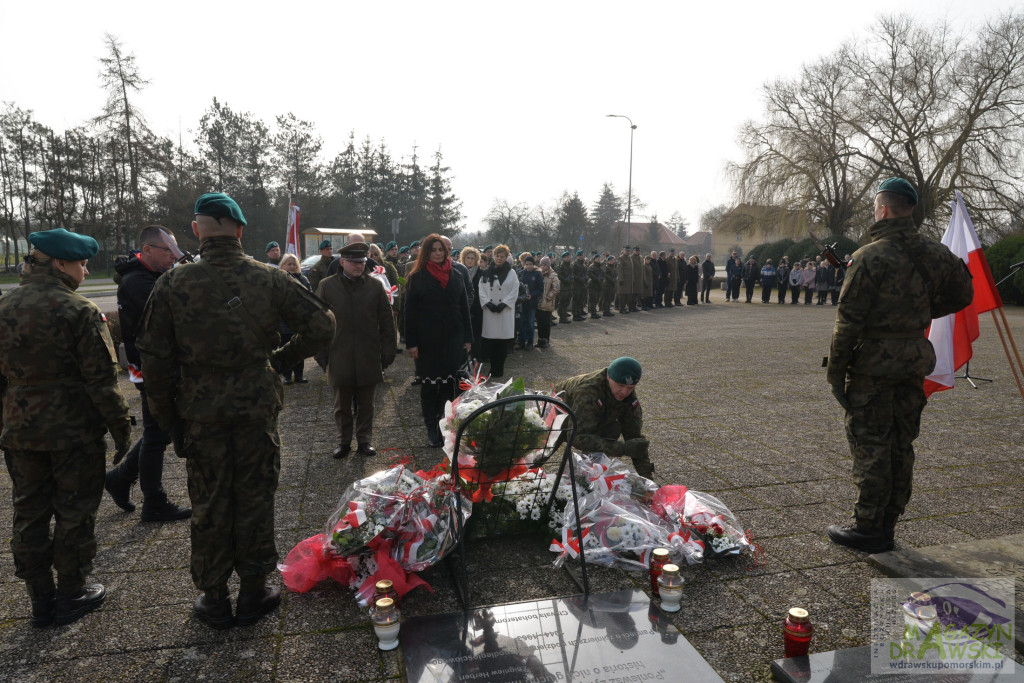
[138,193,334,628]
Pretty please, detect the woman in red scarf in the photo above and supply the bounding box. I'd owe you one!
[404,234,473,447]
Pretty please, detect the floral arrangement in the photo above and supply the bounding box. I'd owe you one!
[279,463,471,602]
[551,451,752,569]
[443,377,554,478]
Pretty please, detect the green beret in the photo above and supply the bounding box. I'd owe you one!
[338,241,369,261]
[194,192,247,226]
[265,241,279,252]
[29,228,98,261]
[608,357,642,385]
[484,245,494,251]
[318,240,332,250]
[876,177,918,205]
[632,246,641,251]
[410,240,421,248]
[623,245,631,250]
[399,246,409,254]
[576,250,584,256]
[385,241,397,251]
[561,251,571,258]
[547,252,555,258]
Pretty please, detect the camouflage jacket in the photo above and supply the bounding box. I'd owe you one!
[586,261,604,285]
[0,268,128,449]
[307,255,334,293]
[827,216,973,386]
[571,260,588,289]
[557,259,573,287]
[555,368,642,454]
[138,237,334,426]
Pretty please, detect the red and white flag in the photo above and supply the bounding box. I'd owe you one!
[286,202,301,257]
[924,191,1003,397]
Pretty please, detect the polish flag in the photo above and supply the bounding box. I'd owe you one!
[924,191,1002,397]
[286,202,301,257]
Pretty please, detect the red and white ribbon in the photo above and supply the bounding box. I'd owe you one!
[549,526,589,560]
[340,501,367,528]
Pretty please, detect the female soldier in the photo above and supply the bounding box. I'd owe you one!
[0,229,131,627]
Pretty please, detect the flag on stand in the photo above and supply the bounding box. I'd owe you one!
[923,191,1003,397]
[286,202,301,257]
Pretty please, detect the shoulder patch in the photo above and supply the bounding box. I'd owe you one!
[632,399,639,408]
[101,313,107,322]
[596,398,603,408]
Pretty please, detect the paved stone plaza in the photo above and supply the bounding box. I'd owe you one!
[1,293,1021,681]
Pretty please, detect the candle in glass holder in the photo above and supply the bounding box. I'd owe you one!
[783,607,813,657]
[656,564,684,612]
[372,598,402,650]
[649,548,671,597]
[372,579,399,608]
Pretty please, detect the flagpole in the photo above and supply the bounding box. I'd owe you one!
[991,309,1024,403]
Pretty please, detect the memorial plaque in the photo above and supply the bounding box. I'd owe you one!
[772,647,1024,683]
[402,588,723,682]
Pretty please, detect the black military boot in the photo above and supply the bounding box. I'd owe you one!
[426,420,442,448]
[194,593,234,630]
[827,522,893,553]
[141,492,192,523]
[54,584,105,625]
[235,586,282,627]
[104,469,135,512]
[31,595,55,628]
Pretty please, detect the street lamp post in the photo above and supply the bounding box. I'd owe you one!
[606,114,636,248]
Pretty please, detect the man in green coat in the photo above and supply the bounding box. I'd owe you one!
[316,242,396,459]
[601,255,617,316]
[826,178,973,553]
[554,357,653,478]
[571,250,588,322]
[138,193,334,629]
[617,247,633,313]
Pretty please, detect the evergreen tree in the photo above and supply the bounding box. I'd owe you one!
[556,192,591,251]
[426,147,462,236]
[591,183,622,247]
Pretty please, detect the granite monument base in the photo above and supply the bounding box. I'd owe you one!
[401,588,723,682]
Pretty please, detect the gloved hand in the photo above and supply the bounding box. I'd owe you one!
[495,303,508,312]
[624,437,650,460]
[270,350,287,375]
[485,302,499,313]
[108,418,132,464]
[381,354,395,370]
[830,384,851,411]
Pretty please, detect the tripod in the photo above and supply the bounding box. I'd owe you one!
[960,262,1024,389]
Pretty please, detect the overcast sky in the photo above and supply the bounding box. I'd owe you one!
[1,0,1015,236]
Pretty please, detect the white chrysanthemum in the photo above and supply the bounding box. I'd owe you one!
[605,526,623,543]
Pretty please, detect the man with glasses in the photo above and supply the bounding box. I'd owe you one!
[105,226,191,522]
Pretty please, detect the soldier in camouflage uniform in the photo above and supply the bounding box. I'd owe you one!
[306,239,334,293]
[617,247,633,313]
[137,193,334,629]
[630,247,643,311]
[0,228,131,627]
[555,357,652,478]
[826,178,973,553]
[571,250,588,322]
[556,252,573,324]
[586,252,604,319]
[601,255,617,316]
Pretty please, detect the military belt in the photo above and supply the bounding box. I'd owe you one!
[181,361,271,378]
[858,330,925,340]
[5,377,79,387]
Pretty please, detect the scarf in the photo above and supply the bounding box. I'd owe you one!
[484,260,512,286]
[426,259,451,288]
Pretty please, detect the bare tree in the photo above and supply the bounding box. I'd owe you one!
[485,200,533,251]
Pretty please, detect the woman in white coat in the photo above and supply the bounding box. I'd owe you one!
[478,244,519,378]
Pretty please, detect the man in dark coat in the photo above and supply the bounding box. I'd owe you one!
[105,225,191,522]
[317,242,396,459]
[586,252,604,319]
[741,256,759,303]
[571,250,588,321]
[556,251,573,324]
[701,253,716,303]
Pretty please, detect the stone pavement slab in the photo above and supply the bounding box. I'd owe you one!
[772,646,1024,683]
[0,292,1020,681]
[869,534,1024,652]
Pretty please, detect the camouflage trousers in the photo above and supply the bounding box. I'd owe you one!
[602,285,616,314]
[588,284,602,315]
[4,439,105,598]
[572,285,587,317]
[557,290,572,320]
[844,376,926,528]
[183,417,281,595]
